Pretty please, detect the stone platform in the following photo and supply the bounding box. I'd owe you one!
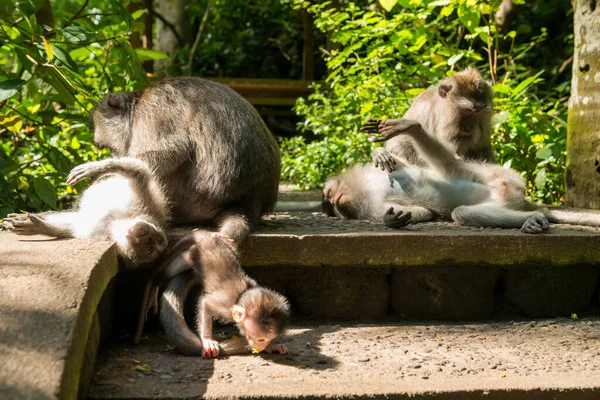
[90,319,600,399]
[1,189,600,399]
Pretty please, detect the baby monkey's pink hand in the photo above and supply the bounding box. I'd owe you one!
[265,344,288,355]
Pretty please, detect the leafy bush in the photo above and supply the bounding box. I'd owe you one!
[0,0,159,218]
[282,0,569,204]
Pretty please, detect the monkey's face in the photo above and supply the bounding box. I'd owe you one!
[454,80,493,116]
[238,318,279,352]
[91,92,134,156]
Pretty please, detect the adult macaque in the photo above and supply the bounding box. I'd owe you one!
[324,119,600,232]
[91,77,280,245]
[3,158,168,266]
[363,67,496,173]
[92,77,282,341]
[156,231,290,358]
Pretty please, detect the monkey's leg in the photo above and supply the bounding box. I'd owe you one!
[109,218,167,265]
[4,212,77,238]
[382,205,434,229]
[215,209,251,247]
[451,204,549,233]
[67,158,169,224]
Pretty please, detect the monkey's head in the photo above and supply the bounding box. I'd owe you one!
[91,92,138,156]
[438,67,494,116]
[232,287,290,352]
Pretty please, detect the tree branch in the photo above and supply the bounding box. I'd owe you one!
[186,0,214,75]
[155,11,184,46]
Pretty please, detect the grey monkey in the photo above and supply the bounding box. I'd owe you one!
[363,67,496,173]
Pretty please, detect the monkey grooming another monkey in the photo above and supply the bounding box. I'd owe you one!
[3,158,169,266]
[91,77,280,246]
[156,231,290,358]
[324,119,600,232]
[363,67,496,173]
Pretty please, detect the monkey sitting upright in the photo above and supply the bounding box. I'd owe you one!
[366,67,496,173]
[154,231,290,358]
[324,119,600,232]
[3,158,169,266]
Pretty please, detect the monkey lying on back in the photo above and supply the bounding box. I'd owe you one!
[152,231,290,358]
[3,158,168,266]
[324,119,600,232]
[365,67,496,173]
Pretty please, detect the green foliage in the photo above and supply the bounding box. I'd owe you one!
[0,0,155,218]
[165,0,325,79]
[282,0,569,204]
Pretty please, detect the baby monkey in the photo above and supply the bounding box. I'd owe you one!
[154,231,290,358]
[3,158,169,266]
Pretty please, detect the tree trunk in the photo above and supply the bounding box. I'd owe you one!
[566,0,600,208]
[156,0,191,67]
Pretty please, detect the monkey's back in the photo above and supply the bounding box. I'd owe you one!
[127,77,280,224]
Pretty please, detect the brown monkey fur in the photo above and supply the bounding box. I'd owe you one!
[364,67,496,173]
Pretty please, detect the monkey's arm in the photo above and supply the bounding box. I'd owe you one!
[369,119,470,180]
[198,296,221,358]
[67,158,169,224]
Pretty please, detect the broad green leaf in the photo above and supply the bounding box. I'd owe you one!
[512,71,544,97]
[428,0,450,6]
[0,79,26,101]
[18,0,45,16]
[131,9,148,20]
[33,177,57,208]
[536,144,555,160]
[492,83,512,94]
[534,168,547,189]
[135,49,168,61]
[447,53,463,66]
[0,207,15,219]
[51,45,79,72]
[61,25,96,43]
[379,0,398,11]
[457,4,480,33]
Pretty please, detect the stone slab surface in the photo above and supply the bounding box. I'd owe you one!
[0,232,119,400]
[89,318,600,399]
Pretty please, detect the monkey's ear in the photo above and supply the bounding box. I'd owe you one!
[232,305,246,323]
[438,84,453,98]
[105,93,127,111]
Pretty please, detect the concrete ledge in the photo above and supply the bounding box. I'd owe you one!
[89,319,600,400]
[2,204,600,399]
[0,233,119,400]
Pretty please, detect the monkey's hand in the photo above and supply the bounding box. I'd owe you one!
[3,213,51,235]
[201,338,220,359]
[67,160,111,186]
[521,213,549,234]
[265,343,288,355]
[383,207,412,229]
[372,148,396,173]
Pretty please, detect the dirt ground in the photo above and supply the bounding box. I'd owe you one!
[89,318,600,399]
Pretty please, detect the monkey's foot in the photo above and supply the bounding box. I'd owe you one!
[521,213,549,234]
[201,338,220,359]
[363,118,423,142]
[211,232,236,248]
[372,148,397,173]
[67,160,110,185]
[125,221,167,265]
[383,207,412,229]
[265,343,288,355]
[3,213,51,235]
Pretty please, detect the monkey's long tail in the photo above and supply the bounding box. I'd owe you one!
[545,209,600,228]
[159,270,204,356]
